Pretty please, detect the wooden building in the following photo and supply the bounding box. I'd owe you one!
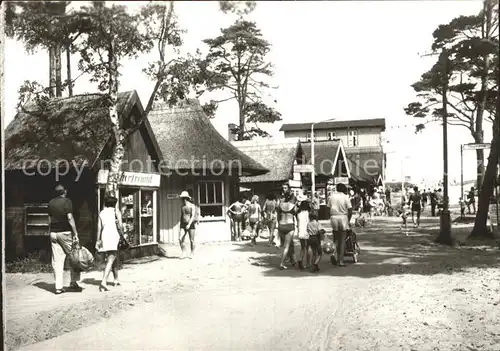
[231,139,306,204]
[4,91,164,261]
[148,99,268,244]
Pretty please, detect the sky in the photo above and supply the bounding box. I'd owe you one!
[4,0,492,186]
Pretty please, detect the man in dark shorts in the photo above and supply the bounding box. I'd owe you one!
[48,184,82,295]
[180,191,197,258]
[467,186,476,214]
[409,186,423,228]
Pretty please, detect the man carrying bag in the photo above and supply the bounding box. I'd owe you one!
[48,184,83,295]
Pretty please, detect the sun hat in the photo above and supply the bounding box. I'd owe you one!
[297,194,308,202]
[179,191,192,199]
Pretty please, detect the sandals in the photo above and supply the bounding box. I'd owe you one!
[55,289,65,295]
[279,265,287,270]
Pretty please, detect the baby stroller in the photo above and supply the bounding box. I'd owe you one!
[330,228,361,265]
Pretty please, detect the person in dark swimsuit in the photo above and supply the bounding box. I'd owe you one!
[262,193,278,246]
[180,191,197,259]
[277,187,297,270]
[248,195,262,245]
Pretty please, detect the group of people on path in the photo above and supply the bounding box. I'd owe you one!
[227,182,353,271]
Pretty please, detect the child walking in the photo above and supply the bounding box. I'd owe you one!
[296,196,310,270]
[398,204,411,235]
[306,211,325,273]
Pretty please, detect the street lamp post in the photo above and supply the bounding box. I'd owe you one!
[311,122,316,195]
[436,48,453,245]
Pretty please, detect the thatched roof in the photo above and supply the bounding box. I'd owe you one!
[148,99,268,177]
[280,118,386,132]
[232,139,304,183]
[345,147,384,184]
[301,140,348,176]
[5,90,151,170]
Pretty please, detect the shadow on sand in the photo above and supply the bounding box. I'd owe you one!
[232,215,500,279]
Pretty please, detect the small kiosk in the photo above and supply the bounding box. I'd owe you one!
[97,170,161,247]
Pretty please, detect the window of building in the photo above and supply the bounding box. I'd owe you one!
[327,131,336,140]
[197,180,224,219]
[347,130,358,146]
[306,132,317,142]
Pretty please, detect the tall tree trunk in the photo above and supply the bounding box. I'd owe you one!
[66,44,73,96]
[55,43,62,97]
[474,0,494,190]
[470,116,499,238]
[105,42,125,199]
[49,46,56,98]
[238,101,245,140]
[474,132,485,189]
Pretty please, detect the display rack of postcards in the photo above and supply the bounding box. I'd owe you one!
[120,193,139,246]
[140,191,154,243]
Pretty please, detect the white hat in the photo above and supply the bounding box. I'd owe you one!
[297,194,308,202]
[180,191,192,199]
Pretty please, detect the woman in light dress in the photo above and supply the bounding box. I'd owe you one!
[96,196,121,292]
[296,195,311,270]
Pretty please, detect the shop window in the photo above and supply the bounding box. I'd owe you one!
[327,131,336,140]
[140,190,154,244]
[98,187,157,247]
[197,181,224,219]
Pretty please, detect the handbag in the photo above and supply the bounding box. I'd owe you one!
[115,209,131,251]
[69,243,95,272]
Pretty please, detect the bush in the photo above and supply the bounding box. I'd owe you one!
[6,251,52,273]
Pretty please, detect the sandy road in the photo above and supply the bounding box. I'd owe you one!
[10,216,500,351]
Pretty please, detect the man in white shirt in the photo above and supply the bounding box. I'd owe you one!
[327,183,353,267]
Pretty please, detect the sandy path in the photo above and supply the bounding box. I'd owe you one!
[7,215,500,351]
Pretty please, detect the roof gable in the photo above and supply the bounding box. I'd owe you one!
[232,139,303,183]
[5,91,142,170]
[301,140,347,176]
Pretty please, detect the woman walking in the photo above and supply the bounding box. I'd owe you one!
[262,193,278,246]
[277,189,297,270]
[296,195,310,270]
[180,191,197,258]
[96,196,121,292]
[248,195,262,245]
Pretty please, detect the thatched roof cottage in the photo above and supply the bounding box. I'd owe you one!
[231,138,307,203]
[5,90,163,260]
[148,99,268,243]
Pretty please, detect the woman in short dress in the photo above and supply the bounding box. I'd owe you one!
[96,196,121,292]
[296,196,310,270]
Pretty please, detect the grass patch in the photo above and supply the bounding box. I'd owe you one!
[6,252,52,273]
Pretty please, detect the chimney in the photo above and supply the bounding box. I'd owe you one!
[228,123,238,141]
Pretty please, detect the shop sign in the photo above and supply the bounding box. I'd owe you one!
[167,194,180,200]
[463,143,491,151]
[289,179,302,188]
[294,164,315,173]
[334,177,349,185]
[97,170,161,187]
